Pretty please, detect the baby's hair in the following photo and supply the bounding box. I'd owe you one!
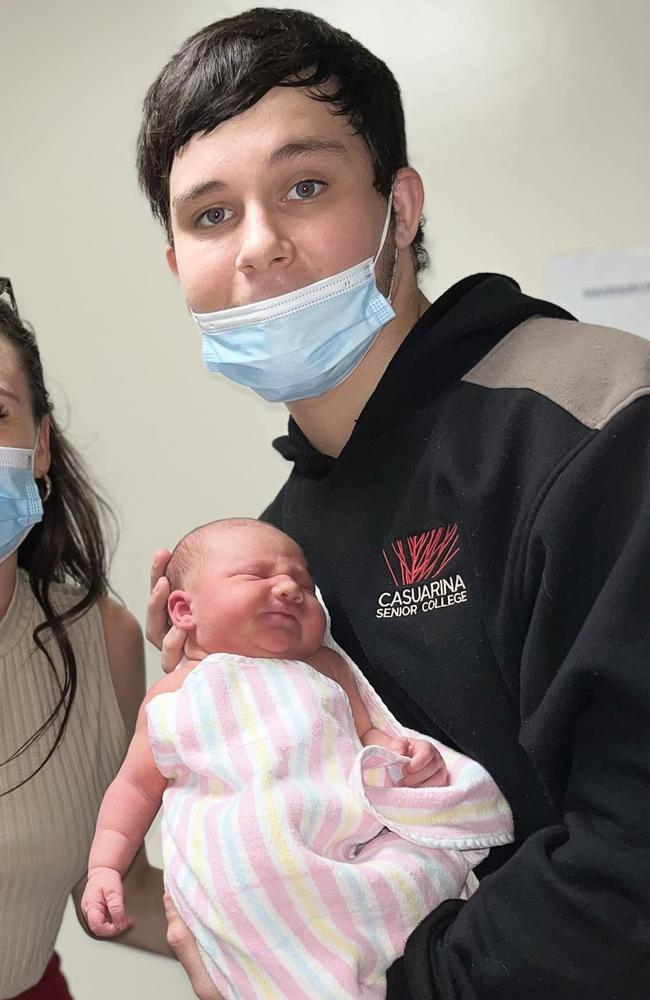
[166,518,287,593]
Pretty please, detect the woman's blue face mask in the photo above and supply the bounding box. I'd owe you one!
[0,437,43,565]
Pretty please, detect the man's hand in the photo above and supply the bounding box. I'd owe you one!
[389,736,449,787]
[147,548,185,673]
[164,893,224,1000]
[81,867,132,937]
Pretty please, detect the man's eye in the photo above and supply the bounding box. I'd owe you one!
[196,206,234,228]
[287,180,326,201]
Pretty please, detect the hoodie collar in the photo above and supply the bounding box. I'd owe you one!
[273,273,573,478]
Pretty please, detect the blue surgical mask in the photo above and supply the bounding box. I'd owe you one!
[192,194,397,402]
[0,441,43,565]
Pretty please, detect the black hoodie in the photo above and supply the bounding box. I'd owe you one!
[262,273,650,999]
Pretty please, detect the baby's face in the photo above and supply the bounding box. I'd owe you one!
[187,526,326,659]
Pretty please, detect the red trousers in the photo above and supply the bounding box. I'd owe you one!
[10,953,73,1000]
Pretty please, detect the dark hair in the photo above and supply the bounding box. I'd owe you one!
[137,7,428,274]
[0,300,116,795]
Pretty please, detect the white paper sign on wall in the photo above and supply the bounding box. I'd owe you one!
[545,246,650,342]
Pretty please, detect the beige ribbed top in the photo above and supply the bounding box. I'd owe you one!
[0,569,128,997]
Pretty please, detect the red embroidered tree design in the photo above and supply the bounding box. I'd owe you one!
[383,523,459,587]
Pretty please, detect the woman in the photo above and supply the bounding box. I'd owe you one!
[0,279,170,999]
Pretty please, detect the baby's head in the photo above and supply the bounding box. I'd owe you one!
[166,518,326,660]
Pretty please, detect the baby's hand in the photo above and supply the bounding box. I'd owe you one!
[81,867,132,937]
[389,737,449,788]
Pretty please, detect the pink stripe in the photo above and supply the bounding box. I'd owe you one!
[305,855,381,983]
[353,839,414,957]
[242,665,364,992]
[245,664,382,983]
[172,671,266,997]
[204,662,333,996]
[304,674,351,858]
[219,792,321,998]
[240,819,361,992]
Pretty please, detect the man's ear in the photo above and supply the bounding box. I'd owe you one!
[168,591,195,630]
[392,166,425,251]
[165,243,179,278]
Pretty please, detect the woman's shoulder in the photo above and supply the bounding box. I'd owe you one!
[37,578,145,737]
[96,594,142,650]
[22,570,88,617]
[97,595,145,737]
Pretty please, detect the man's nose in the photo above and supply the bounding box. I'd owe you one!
[235,205,293,273]
[271,576,303,603]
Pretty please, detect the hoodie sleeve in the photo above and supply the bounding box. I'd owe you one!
[402,395,650,1000]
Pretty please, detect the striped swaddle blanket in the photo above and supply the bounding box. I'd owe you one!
[147,626,512,999]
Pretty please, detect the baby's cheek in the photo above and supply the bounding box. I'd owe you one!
[198,596,240,648]
[308,602,327,641]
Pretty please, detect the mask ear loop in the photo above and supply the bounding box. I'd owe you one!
[373,189,394,267]
[373,188,398,304]
[387,247,399,304]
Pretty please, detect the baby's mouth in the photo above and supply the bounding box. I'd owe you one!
[261,609,299,625]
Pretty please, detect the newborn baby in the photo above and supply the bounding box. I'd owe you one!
[82,518,512,999]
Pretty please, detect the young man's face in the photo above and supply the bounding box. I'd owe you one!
[166,86,393,313]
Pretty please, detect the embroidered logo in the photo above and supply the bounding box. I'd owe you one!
[376,523,467,620]
[382,523,459,587]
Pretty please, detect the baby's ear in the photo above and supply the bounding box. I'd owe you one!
[168,591,195,630]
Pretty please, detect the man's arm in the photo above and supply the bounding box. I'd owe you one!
[403,399,650,999]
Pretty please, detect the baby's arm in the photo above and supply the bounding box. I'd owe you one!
[82,670,186,936]
[326,650,449,788]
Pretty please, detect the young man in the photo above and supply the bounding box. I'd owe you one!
[140,9,650,999]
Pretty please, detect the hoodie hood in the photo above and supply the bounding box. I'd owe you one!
[273,273,573,478]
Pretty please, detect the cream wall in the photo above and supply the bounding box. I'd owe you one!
[1,1,648,997]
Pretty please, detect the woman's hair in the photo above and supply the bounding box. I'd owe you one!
[0,299,117,795]
[136,7,429,274]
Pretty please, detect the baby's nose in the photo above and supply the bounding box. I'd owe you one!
[271,577,303,603]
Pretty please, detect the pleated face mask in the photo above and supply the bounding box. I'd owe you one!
[192,193,396,402]
[0,440,43,565]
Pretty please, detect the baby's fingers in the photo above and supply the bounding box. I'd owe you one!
[388,736,411,757]
[104,886,131,932]
[83,898,123,937]
[403,741,435,772]
[399,741,449,787]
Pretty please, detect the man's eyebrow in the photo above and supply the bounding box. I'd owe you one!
[172,179,226,211]
[267,137,348,166]
[171,138,347,212]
